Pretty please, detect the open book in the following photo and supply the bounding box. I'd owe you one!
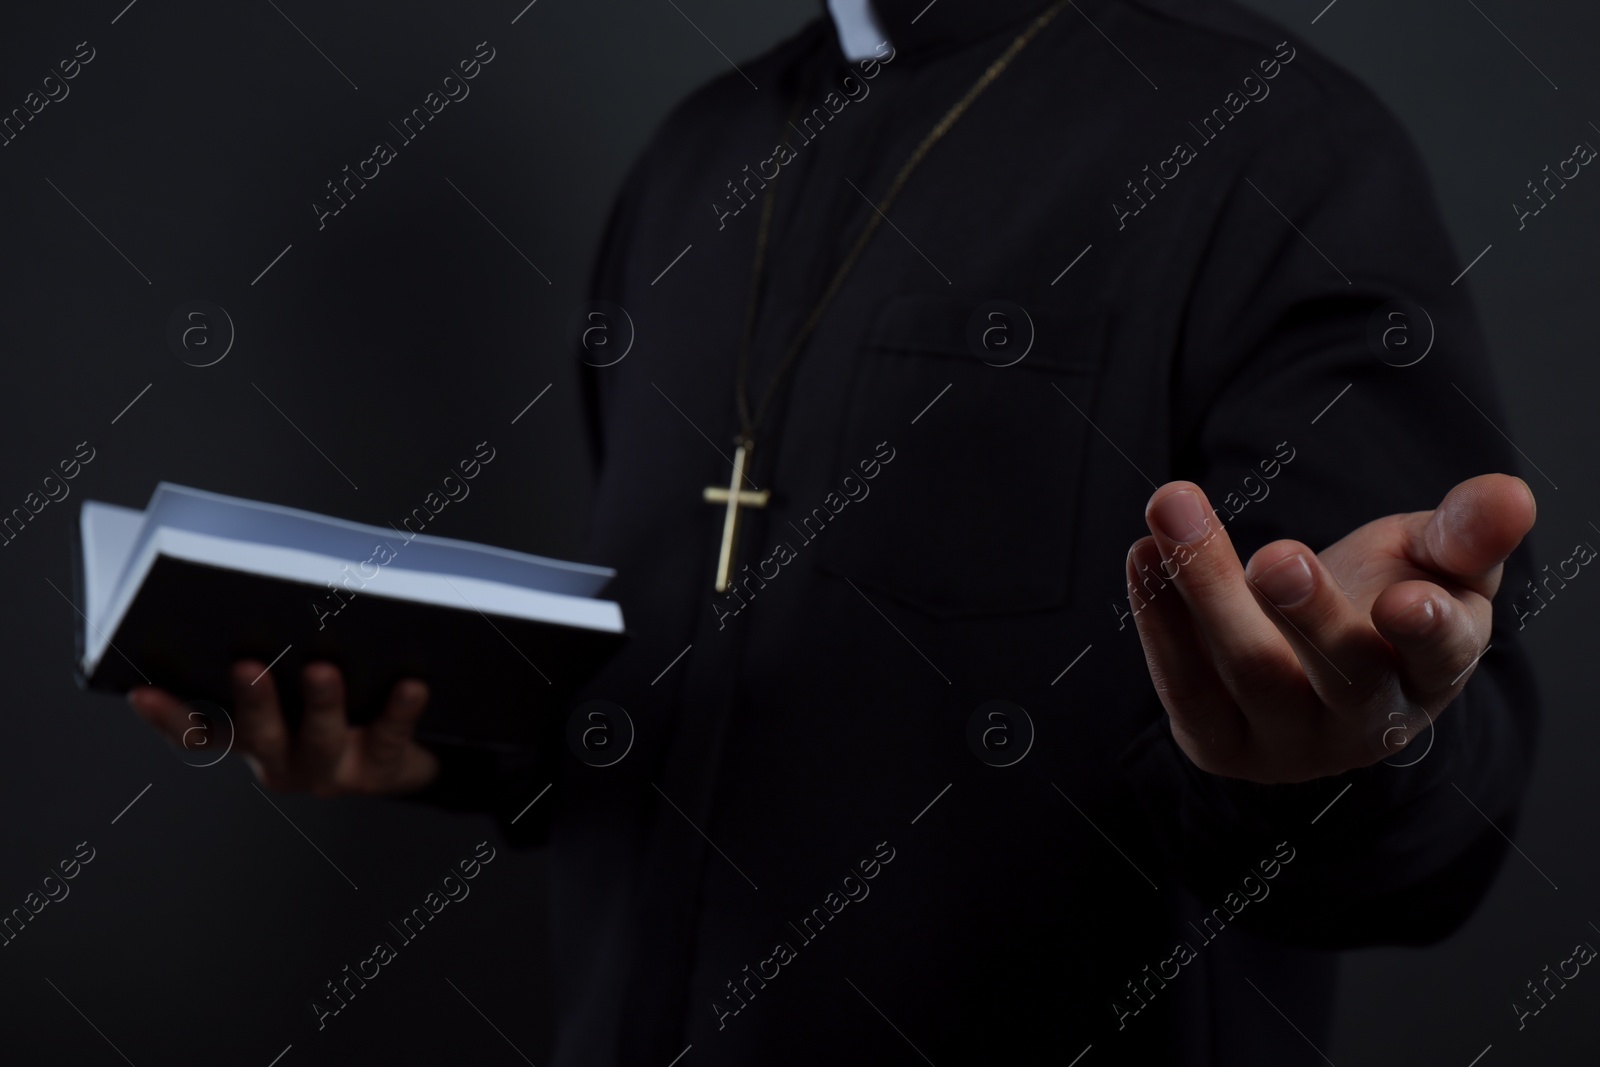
[74,483,626,748]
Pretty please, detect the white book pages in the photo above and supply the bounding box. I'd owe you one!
[78,485,621,675]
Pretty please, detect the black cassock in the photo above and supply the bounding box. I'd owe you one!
[418,0,1539,1062]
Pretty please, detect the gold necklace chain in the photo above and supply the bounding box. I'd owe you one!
[732,0,1070,444]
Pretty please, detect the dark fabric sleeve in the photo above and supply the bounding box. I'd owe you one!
[1119,91,1541,948]
[399,740,561,848]
[397,156,651,848]
[577,153,651,473]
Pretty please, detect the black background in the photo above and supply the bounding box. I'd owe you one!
[1,0,1596,1063]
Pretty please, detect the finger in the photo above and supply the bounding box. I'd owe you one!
[128,687,196,747]
[232,661,291,782]
[1125,537,1248,772]
[292,662,349,787]
[364,679,429,767]
[1243,539,1395,709]
[1403,474,1536,596]
[1144,483,1308,717]
[1371,578,1490,698]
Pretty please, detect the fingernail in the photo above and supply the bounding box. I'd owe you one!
[1390,597,1437,639]
[1151,490,1210,545]
[1255,554,1315,607]
[127,688,147,712]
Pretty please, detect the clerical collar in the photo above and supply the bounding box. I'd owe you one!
[820,0,1063,61]
[827,0,892,60]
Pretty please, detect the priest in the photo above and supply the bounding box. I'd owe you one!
[132,0,1539,1062]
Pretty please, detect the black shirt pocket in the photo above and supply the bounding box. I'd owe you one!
[816,293,1108,618]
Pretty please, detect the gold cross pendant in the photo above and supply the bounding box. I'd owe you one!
[702,440,771,592]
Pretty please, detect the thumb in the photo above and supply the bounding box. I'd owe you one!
[1405,473,1536,592]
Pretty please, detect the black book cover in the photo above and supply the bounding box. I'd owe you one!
[73,531,625,750]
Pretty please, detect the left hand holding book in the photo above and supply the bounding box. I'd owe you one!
[77,483,627,756]
[131,661,441,797]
